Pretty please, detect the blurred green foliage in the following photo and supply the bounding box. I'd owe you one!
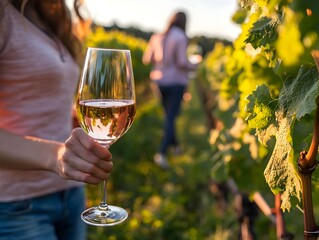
[85,27,151,86]
[197,0,319,212]
[81,19,312,239]
[83,28,242,240]
[193,0,319,237]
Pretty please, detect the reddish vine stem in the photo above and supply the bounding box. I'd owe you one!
[299,169,318,239]
[296,51,319,239]
[275,194,284,239]
[302,51,319,168]
[298,98,319,172]
[297,94,319,239]
[303,99,319,168]
[274,194,294,239]
[298,112,319,238]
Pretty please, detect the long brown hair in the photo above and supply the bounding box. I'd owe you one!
[164,11,187,35]
[12,0,87,63]
[162,10,188,59]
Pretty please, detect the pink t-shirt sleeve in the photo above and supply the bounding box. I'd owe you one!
[0,1,83,202]
[142,35,155,65]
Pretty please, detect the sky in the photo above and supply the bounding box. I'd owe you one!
[71,0,242,41]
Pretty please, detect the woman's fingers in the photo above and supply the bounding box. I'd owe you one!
[62,149,112,180]
[58,128,113,184]
[66,130,113,170]
[72,128,112,159]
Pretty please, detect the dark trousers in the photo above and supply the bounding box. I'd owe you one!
[158,85,186,154]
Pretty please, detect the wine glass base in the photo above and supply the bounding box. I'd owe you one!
[81,205,128,226]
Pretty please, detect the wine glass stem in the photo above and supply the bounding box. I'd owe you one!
[100,180,108,210]
[99,144,111,210]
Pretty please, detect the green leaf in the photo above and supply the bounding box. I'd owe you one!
[245,17,279,49]
[263,112,301,211]
[247,65,319,211]
[279,64,319,120]
[245,84,277,129]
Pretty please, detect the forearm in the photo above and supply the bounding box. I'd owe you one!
[142,47,154,65]
[0,128,113,185]
[0,128,61,172]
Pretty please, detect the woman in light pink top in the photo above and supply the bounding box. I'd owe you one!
[143,11,201,169]
[0,1,113,239]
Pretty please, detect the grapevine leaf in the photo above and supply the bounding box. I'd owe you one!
[245,17,279,49]
[263,112,301,211]
[248,65,319,211]
[279,64,319,120]
[245,84,277,129]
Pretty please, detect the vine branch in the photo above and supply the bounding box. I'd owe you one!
[297,50,319,239]
[299,50,319,170]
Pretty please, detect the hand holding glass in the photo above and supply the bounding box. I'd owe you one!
[76,48,136,226]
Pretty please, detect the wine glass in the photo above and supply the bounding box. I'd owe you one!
[76,47,136,226]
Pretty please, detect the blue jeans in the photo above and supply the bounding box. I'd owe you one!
[158,85,186,154]
[0,187,87,240]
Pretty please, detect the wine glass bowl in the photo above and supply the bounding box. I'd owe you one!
[76,48,136,226]
[77,99,136,147]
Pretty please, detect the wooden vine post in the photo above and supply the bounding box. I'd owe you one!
[297,51,319,239]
